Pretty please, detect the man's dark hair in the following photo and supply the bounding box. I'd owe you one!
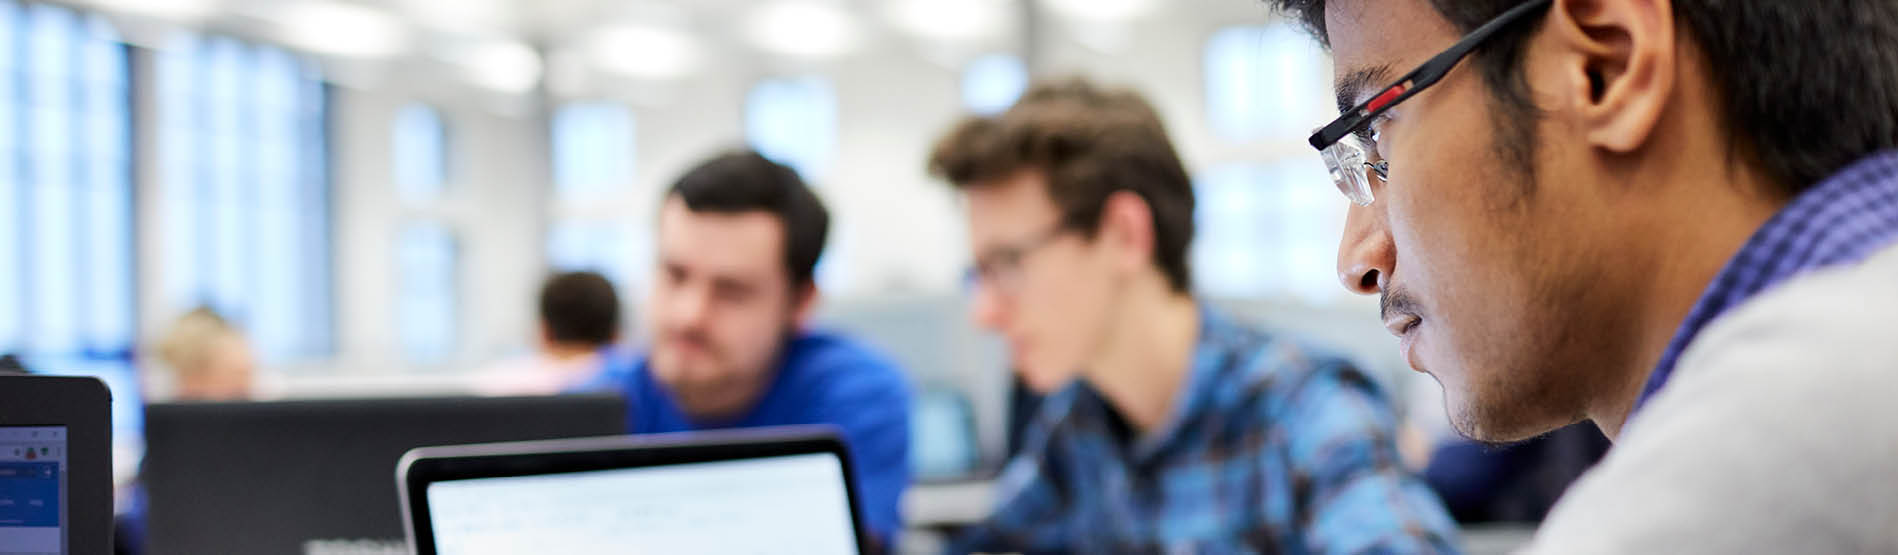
[928,77,1196,293]
[539,271,620,346]
[1269,0,1898,195]
[668,150,831,288]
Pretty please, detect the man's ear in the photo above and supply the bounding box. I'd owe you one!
[790,281,821,330]
[1097,190,1157,274]
[1543,0,1676,153]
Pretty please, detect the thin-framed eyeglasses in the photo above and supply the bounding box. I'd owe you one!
[965,225,1072,297]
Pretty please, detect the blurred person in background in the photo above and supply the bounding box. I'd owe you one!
[1267,0,1898,551]
[0,354,26,375]
[582,150,913,547]
[119,307,260,554]
[149,307,255,402]
[930,78,1456,553]
[476,271,624,395]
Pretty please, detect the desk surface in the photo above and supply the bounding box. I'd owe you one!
[902,480,995,528]
[900,480,1539,555]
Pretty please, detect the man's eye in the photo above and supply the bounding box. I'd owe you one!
[1367,114,1392,142]
[992,248,1024,268]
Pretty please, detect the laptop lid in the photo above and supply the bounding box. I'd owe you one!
[399,426,867,555]
[141,394,624,555]
[0,375,112,555]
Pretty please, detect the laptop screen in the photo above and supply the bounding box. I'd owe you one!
[0,426,66,555]
[424,451,857,554]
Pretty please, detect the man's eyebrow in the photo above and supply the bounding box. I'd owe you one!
[1335,64,1394,114]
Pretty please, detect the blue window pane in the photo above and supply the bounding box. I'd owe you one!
[81,25,131,352]
[398,223,458,364]
[1204,25,1328,141]
[23,4,78,356]
[82,180,132,350]
[0,3,14,351]
[1193,165,1277,298]
[0,156,14,353]
[1192,162,1345,301]
[157,34,331,363]
[1269,161,1345,303]
[2,4,139,430]
[745,76,836,180]
[547,222,638,292]
[394,104,447,201]
[0,2,15,71]
[552,103,632,194]
[962,54,1027,115]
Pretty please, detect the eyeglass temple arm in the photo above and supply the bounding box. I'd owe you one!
[1307,0,1554,151]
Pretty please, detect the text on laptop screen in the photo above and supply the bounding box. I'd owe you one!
[425,452,856,554]
[0,426,66,555]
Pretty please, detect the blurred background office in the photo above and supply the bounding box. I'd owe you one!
[0,0,1593,550]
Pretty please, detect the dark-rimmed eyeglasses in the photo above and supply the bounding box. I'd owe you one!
[1308,0,1553,206]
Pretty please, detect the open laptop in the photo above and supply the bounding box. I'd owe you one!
[140,394,625,555]
[0,375,112,555]
[399,426,866,555]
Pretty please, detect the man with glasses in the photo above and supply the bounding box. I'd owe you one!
[929,78,1457,552]
[1266,0,1898,551]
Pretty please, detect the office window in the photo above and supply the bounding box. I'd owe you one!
[547,221,640,291]
[393,104,448,202]
[397,223,458,364]
[0,2,139,433]
[1193,162,1344,302]
[963,54,1027,115]
[392,103,459,363]
[157,33,331,363]
[744,76,836,180]
[551,102,633,195]
[1204,24,1328,141]
[548,102,641,291]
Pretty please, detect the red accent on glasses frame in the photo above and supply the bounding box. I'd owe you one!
[1365,82,1409,114]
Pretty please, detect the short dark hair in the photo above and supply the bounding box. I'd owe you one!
[667,150,832,288]
[1268,0,1898,195]
[539,271,619,346]
[928,77,1196,293]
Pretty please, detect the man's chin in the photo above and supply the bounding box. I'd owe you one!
[1448,403,1567,444]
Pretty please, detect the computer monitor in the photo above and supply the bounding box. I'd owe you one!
[400,427,866,555]
[140,394,625,555]
[0,375,112,555]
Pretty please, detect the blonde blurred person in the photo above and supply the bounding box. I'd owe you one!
[147,307,256,402]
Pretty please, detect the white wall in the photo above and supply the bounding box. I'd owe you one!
[328,65,552,376]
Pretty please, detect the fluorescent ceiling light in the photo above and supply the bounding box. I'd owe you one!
[744,0,862,59]
[885,0,1011,43]
[1040,0,1159,22]
[87,0,218,22]
[587,23,703,80]
[271,1,410,59]
[446,39,542,94]
[396,0,509,34]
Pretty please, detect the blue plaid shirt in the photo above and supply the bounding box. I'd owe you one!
[952,308,1458,554]
[1637,151,1898,411]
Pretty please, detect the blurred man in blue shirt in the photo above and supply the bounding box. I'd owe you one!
[585,151,912,546]
[928,79,1457,553]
